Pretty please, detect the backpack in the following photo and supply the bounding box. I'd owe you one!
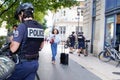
[69,34,75,42]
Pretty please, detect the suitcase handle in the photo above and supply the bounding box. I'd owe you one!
[61,43,65,53]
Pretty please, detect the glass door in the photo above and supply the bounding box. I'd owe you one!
[105,15,115,47]
[115,14,120,51]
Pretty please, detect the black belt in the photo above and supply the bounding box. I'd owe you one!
[20,54,39,61]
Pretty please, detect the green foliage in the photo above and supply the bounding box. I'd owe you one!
[0,36,6,48]
[0,0,79,29]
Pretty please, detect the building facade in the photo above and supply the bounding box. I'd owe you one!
[83,0,105,55]
[53,0,120,55]
[84,0,120,55]
[105,0,120,52]
[53,1,85,41]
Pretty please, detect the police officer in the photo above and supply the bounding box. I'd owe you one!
[7,3,44,80]
[69,31,76,54]
[77,32,87,56]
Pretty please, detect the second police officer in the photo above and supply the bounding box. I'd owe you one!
[7,3,44,80]
[77,32,87,56]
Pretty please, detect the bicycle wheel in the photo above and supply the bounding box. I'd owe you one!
[98,51,111,62]
[64,44,68,49]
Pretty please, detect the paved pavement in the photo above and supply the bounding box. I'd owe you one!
[37,43,120,80]
[68,49,120,80]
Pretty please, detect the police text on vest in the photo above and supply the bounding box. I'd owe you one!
[28,28,44,38]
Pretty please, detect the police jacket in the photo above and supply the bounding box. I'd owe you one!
[77,35,85,43]
[69,34,75,42]
[13,20,44,58]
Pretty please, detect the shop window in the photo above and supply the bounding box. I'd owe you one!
[115,14,120,50]
[105,16,115,46]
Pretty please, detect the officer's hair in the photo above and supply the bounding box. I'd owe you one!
[52,28,59,34]
[23,10,34,19]
[12,24,18,28]
[72,31,75,34]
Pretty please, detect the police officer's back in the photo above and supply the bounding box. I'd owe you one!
[77,32,87,56]
[77,32,85,43]
[7,3,44,80]
[69,32,76,53]
[69,32,75,43]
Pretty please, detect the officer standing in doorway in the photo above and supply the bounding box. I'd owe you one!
[7,3,44,80]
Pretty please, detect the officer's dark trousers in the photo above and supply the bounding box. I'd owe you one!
[51,43,57,61]
[7,60,39,80]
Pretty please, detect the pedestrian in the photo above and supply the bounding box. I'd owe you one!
[49,28,60,64]
[77,32,87,56]
[5,29,11,44]
[9,24,18,42]
[69,31,76,54]
[7,2,44,80]
[12,24,18,33]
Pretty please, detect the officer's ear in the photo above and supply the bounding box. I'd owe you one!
[18,12,24,22]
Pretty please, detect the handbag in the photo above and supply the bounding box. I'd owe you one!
[50,38,54,44]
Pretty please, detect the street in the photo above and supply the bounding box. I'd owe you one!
[36,43,102,80]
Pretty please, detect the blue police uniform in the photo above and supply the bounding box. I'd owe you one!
[7,20,44,80]
[78,35,85,49]
[49,34,60,61]
[69,34,75,47]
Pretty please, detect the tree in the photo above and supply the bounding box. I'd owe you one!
[0,0,79,29]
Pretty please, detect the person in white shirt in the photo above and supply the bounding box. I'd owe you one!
[49,28,60,64]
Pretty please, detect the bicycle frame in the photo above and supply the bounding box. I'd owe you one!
[106,46,120,59]
[85,40,90,55]
[104,44,120,67]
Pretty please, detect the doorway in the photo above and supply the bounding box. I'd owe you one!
[115,14,120,51]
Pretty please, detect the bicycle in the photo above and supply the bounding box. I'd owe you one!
[64,40,70,49]
[85,40,90,56]
[98,42,120,67]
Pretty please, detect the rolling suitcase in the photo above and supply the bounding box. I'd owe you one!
[60,44,69,65]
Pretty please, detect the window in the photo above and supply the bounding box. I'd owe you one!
[106,0,116,10]
[92,0,96,16]
[81,10,83,16]
[64,11,66,16]
[59,26,66,34]
[116,0,120,7]
[76,26,82,34]
[105,16,115,46]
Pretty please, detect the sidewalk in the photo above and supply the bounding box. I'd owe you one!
[37,43,102,80]
[37,43,120,80]
[63,46,120,80]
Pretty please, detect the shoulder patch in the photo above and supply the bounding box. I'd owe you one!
[14,30,19,37]
[27,28,44,38]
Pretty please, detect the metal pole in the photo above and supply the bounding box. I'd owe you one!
[78,16,79,32]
